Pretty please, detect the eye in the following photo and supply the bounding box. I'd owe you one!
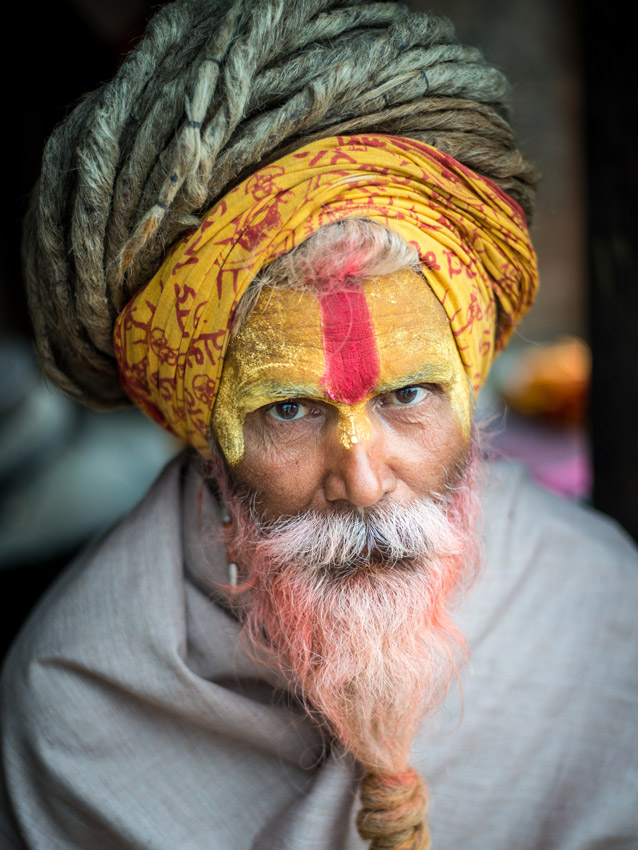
[266,400,310,421]
[388,385,429,405]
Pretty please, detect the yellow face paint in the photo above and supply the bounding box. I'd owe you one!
[211,270,471,465]
[212,287,326,465]
[335,400,371,450]
[365,271,471,438]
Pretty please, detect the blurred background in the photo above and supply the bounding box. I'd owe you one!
[1,0,636,658]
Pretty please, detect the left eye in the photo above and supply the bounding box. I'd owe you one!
[267,400,310,421]
[389,386,429,405]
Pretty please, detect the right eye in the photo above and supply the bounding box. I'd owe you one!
[266,400,310,421]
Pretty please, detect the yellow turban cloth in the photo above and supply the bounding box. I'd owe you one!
[114,135,538,454]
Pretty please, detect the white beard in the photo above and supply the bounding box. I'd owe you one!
[215,451,483,774]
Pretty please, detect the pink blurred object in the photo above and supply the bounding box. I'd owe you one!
[492,414,592,500]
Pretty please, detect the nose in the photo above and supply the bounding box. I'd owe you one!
[324,434,397,508]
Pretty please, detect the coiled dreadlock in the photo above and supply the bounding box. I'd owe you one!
[24,0,536,412]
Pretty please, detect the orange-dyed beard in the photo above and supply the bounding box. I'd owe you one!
[211,442,482,776]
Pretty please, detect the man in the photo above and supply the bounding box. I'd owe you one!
[2,2,637,848]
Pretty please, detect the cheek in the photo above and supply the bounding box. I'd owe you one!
[393,405,470,495]
[232,421,324,514]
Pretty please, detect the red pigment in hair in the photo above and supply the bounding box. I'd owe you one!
[318,287,380,403]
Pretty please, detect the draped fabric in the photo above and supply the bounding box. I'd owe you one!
[2,455,637,849]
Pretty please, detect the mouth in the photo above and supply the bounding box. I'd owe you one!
[322,551,418,580]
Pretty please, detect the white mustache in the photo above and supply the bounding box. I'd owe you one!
[250,497,463,571]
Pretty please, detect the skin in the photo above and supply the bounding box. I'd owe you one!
[211,270,472,519]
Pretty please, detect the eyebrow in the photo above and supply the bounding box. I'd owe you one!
[375,364,456,393]
[241,364,456,404]
[240,379,322,402]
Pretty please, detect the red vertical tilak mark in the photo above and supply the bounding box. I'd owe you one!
[318,288,380,403]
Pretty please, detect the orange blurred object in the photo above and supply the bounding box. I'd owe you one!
[500,337,591,425]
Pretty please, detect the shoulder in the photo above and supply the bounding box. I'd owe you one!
[423,463,638,847]
[0,451,194,845]
[484,457,638,554]
[1,447,195,699]
[481,459,638,587]
[3,449,192,664]
[473,459,638,664]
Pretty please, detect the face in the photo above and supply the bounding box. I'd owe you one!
[211,269,471,518]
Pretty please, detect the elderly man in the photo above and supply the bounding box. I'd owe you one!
[2,1,637,848]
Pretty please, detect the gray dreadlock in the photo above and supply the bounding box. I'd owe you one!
[24,0,536,415]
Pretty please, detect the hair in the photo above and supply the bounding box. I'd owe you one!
[231,217,421,333]
[24,0,538,413]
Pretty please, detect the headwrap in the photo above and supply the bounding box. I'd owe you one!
[114,134,538,454]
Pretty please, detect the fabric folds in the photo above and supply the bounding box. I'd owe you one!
[114,135,538,454]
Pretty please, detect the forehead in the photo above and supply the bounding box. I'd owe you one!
[236,269,459,397]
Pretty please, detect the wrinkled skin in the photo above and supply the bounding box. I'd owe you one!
[212,270,471,519]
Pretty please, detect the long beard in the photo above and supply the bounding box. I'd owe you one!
[211,450,482,777]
